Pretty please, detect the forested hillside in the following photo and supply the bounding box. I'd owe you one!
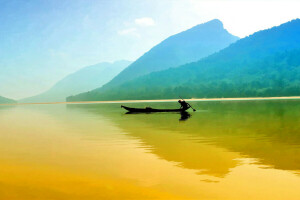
[100,19,239,89]
[68,19,300,101]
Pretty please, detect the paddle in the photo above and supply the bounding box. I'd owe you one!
[179,96,196,112]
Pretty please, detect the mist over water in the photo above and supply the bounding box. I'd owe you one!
[0,100,300,199]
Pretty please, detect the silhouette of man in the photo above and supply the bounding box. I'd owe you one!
[178,100,190,110]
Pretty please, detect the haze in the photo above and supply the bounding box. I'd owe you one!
[1,0,299,99]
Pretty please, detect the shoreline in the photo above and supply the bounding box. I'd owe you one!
[1,96,300,106]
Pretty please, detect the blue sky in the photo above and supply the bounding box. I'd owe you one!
[0,0,299,99]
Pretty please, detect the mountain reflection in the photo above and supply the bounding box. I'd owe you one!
[67,100,300,177]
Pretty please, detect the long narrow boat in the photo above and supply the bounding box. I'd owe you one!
[121,105,188,113]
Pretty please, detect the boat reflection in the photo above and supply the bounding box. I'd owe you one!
[179,111,191,121]
[125,111,191,121]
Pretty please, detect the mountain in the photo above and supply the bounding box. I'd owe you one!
[67,19,300,101]
[100,19,239,89]
[21,60,131,103]
[0,96,16,104]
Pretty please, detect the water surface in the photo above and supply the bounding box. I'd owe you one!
[0,100,300,199]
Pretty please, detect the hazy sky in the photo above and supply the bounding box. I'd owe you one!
[1,0,299,99]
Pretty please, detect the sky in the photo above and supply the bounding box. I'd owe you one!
[0,0,299,99]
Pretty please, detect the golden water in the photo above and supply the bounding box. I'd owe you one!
[0,100,300,199]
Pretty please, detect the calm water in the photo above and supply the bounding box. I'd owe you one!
[0,100,300,199]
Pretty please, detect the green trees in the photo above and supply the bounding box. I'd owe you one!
[67,19,300,101]
[95,19,239,89]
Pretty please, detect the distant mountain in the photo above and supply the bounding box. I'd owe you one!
[100,19,239,89]
[67,19,300,101]
[0,96,16,104]
[22,60,131,103]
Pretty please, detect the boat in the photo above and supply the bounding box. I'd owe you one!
[121,105,188,113]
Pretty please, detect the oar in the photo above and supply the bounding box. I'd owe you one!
[179,96,196,112]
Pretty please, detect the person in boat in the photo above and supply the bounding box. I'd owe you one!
[178,100,191,110]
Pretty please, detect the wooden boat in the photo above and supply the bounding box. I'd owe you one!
[121,105,188,113]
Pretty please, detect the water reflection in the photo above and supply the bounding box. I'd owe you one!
[68,100,300,176]
[1,101,300,199]
[125,111,191,121]
[179,111,191,121]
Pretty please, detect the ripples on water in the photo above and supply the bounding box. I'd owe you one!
[0,100,300,199]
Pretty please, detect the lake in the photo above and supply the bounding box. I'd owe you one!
[0,100,300,199]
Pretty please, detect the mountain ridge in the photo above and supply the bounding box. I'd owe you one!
[99,19,239,90]
[21,60,132,103]
[67,19,300,101]
[0,96,16,104]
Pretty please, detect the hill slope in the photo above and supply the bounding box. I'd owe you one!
[0,96,16,104]
[101,19,239,89]
[67,19,300,101]
[22,60,131,103]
